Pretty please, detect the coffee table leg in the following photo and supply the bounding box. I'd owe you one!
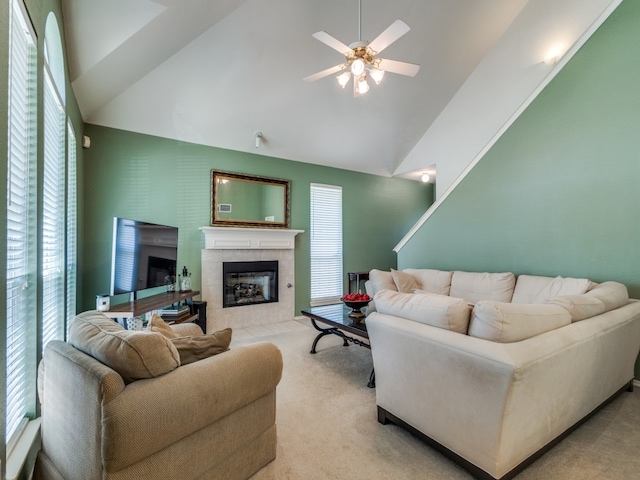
[310,319,349,353]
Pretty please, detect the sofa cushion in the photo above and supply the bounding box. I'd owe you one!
[468,301,572,343]
[367,269,397,296]
[449,271,516,305]
[68,310,180,383]
[511,275,592,304]
[375,289,470,334]
[585,281,629,312]
[547,295,606,322]
[171,328,233,365]
[403,268,453,296]
[391,268,419,293]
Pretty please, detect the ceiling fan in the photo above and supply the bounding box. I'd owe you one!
[303,0,421,96]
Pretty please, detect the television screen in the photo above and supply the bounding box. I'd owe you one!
[110,217,178,296]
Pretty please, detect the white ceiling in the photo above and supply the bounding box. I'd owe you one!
[60,0,619,185]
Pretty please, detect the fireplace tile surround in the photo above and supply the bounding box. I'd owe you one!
[200,227,303,332]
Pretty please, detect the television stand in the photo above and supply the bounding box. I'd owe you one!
[103,290,206,331]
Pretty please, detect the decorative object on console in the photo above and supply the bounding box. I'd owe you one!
[180,265,192,292]
[96,293,110,312]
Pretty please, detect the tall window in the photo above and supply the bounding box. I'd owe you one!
[310,184,343,306]
[6,0,38,450]
[41,69,66,349]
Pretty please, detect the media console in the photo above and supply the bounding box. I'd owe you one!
[102,290,207,332]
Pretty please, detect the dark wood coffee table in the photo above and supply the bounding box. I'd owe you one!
[301,304,375,388]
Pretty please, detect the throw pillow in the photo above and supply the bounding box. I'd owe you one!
[468,301,571,343]
[390,268,419,293]
[171,328,233,365]
[68,310,180,383]
[148,313,178,338]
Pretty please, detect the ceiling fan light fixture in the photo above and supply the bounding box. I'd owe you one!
[351,58,365,76]
[369,67,385,85]
[337,71,351,88]
[356,76,369,94]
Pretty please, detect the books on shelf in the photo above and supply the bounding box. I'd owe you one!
[160,305,190,316]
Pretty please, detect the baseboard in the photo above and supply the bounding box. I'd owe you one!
[634,379,640,389]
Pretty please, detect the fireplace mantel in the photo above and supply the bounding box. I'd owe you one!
[200,226,304,250]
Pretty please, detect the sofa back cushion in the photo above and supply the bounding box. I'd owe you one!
[449,271,515,305]
[468,301,572,342]
[367,269,397,296]
[375,289,470,334]
[68,310,181,383]
[511,275,592,304]
[402,269,453,296]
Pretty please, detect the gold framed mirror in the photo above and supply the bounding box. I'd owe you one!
[211,170,291,228]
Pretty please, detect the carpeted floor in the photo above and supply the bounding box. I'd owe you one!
[231,320,640,480]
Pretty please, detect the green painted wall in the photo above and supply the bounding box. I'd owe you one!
[80,124,432,313]
[398,1,640,376]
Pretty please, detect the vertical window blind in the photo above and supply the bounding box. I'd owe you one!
[42,71,66,349]
[310,184,343,306]
[6,0,38,449]
[66,122,77,332]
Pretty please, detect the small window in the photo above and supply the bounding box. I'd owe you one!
[310,184,343,306]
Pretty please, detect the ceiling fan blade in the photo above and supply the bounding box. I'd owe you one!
[303,64,345,82]
[367,20,410,54]
[312,31,352,55]
[377,58,421,77]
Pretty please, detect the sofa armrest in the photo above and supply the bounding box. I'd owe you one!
[102,341,283,472]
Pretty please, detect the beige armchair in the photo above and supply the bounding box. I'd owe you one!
[34,311,283,480]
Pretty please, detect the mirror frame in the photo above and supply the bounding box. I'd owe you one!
[210,170,291,228]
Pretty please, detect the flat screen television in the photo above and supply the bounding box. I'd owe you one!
[110,217,178,297]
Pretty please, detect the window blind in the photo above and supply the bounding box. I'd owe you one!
[66,122,77,333]
[6,0,38,449]
[310,184,343,306]
[42,71,66,349]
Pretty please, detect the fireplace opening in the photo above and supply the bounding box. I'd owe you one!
[223,261,278,308]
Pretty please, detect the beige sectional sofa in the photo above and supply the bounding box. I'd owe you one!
[365,269,640,480]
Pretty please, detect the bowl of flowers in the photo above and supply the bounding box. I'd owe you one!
[342,292,371,321]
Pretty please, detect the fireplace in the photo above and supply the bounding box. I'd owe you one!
[223,261,278,308]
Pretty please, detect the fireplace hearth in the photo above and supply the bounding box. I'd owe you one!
[223,261,278,308]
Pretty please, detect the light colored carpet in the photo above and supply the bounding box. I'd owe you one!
[232,320,640,480]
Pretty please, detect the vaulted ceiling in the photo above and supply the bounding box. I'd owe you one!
[60,0,620,187]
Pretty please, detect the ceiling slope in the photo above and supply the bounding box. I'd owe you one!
[60,0,618,184]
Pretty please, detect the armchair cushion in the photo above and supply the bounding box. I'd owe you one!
[68,311,180,383]
[171,328,233,365]
[149,314,233,365]
[148,313,178,338]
